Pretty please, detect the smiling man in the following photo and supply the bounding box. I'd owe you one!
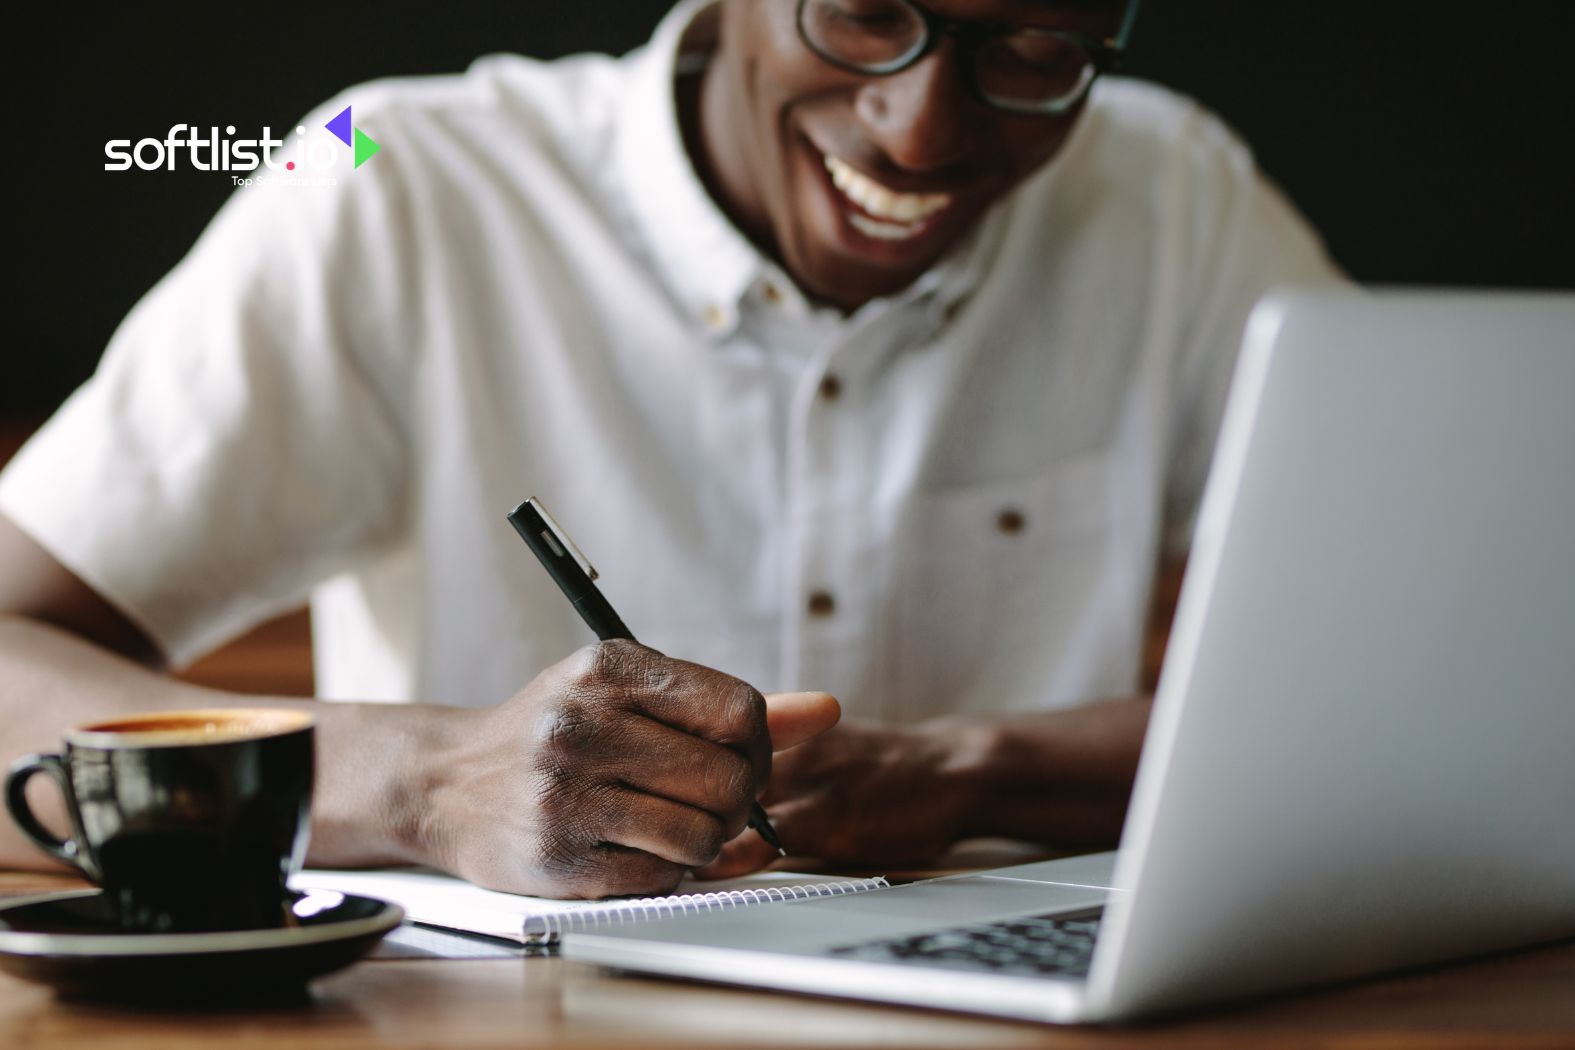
[696,0,1134,309]
[0,0,1340,896]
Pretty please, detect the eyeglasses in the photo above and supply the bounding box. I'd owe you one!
[795,0,1135,116]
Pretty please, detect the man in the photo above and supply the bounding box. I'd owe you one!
[0,0,1339,896]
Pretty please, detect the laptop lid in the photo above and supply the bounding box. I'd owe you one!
[1087,288,1575,1018]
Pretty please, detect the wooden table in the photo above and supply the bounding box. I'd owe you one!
[3,871,1572,1050]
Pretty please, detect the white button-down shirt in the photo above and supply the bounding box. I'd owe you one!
[0,0,1341,721]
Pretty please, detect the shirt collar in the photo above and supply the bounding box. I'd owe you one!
[612,0,1008,343]
[613,0,759,339]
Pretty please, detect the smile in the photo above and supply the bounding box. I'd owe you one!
[823,154,953,241]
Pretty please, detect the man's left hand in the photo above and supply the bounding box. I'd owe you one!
[694,716,979,878]
[695,694,1153,879]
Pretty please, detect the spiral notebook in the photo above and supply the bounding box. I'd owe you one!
[292,867,889,946]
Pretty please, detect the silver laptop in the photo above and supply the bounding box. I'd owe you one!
[564,288,1575,1023]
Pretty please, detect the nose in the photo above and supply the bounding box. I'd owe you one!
[852,42,977,174]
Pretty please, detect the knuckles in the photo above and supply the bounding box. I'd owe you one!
[586,850,688,898]
[536,700,597,757]
[533,663,635,760]
[502,642,774,896]
[711,681,768,747]
[675,821,727,869]
[565,639,646,691]
[528,766,599,836]
[701,746,756,815]
[555,642,767,752]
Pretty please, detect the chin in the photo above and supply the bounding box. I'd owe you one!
[781,214,974,310]
[776,134,984,308]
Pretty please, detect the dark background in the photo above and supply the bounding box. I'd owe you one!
[11,1,1572,414]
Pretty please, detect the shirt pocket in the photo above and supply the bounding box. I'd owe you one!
[881,450,1125,720]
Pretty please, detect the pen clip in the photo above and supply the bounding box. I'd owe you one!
[527,498,598,581]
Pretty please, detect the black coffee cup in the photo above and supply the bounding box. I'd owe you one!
[5,708,314,933]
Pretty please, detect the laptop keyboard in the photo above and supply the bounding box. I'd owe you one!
[827,908,1103,978]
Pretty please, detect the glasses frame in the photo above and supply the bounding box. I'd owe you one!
[794,0,1138,116]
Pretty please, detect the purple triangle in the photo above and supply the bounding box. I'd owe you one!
[325,106,353,148]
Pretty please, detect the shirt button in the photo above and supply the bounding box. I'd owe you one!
[761,281,784,305]
[818,374,842,401]
[996,508,1027,535]
[701,304,730,330]
[806,590,837,617]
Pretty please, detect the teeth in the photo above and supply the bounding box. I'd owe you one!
[824,154,952,226]
[849,213,921,240]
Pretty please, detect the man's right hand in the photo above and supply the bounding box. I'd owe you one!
[421,640,838,899]
[1,512,838,896]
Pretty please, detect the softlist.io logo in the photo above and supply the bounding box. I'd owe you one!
[104,105,380,183]
[323,105,381,169]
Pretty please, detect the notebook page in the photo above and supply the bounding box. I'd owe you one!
[291,867,886,943]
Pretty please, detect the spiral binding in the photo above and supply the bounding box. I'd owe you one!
[523,876,890,945]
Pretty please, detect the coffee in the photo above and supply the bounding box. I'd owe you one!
[5,707,314,933]
[71,709,312,747]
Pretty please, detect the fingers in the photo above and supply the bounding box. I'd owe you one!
[598,789,728,869]
[607,719,758,837]
[566,641,772,783]
[764,691,841,751]
[526,777,717,897]
[509,643,842,898]
[562,845,690,899]
[691,828,782,881]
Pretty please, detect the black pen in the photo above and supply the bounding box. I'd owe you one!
[507,497,788,858]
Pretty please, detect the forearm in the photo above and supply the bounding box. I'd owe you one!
[932,695,1153,849]
[0,614,455,871]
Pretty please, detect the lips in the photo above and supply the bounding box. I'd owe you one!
[821,153,955,242]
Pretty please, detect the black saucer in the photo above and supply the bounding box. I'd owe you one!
[0,888,403,1004]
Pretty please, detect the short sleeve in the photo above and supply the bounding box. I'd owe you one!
[0,97,415,667]
[1161,121,1348,559]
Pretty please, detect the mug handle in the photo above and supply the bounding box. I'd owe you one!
[5,753,93,877]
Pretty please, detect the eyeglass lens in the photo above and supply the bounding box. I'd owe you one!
[798,0,1100,111]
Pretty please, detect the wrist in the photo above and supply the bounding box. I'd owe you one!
[916,715,1002,842]
[923,697,1155,847]
[305,700,473,869]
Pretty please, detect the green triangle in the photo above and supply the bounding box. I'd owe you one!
[353,128,381,168]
